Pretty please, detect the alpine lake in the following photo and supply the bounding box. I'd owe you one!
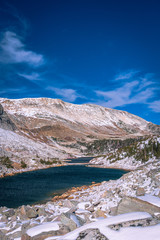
[0,157,127,208]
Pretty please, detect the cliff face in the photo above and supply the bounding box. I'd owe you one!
[0,104,16,131]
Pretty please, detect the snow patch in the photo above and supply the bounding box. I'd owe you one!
[57,212,152,240]
[27,222,60,237]
[137,195,160,208]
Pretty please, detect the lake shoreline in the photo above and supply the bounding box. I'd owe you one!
[0,160,127,208]
[0,156,130,179]
[87,164,132,172]
[0,156,94,179]
[0,163,67,178]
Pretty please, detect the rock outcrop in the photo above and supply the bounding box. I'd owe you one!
[76,228,108,240]
[117,196,160,216]
[0,104,16,131]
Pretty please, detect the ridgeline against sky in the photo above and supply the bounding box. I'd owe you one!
[0,0,159,124]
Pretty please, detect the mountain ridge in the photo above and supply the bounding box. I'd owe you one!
[0,97,154,134]
[0,97,151,123]
[0,97,159,176]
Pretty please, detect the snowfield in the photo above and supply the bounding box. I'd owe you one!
[27,222,60,237]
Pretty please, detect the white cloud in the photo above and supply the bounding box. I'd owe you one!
[95,72,157,109]
[0,31,45,67]
[129,88,155,104]
[149,100,160,113]
[18,72,41,81]
[115,70,139,81]
[48,87,82,102]
[96,81,139,108]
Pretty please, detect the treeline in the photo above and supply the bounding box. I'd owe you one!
[0,156,13,168]
[109,138,160,163]
[40,158,60,165]
[0,156,27,168]
[84,137,144,154]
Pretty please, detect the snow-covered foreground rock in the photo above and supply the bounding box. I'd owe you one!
[57,212,159,240]
[0,161,160,239]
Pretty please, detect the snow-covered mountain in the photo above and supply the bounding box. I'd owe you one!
[0,97,159,138]
[0,97,159,175]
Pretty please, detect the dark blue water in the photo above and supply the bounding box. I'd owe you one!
[66,157,93,163]
[0,162,127,208]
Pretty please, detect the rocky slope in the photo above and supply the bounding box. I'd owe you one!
[0,103,71,177]
[0,97,160,176]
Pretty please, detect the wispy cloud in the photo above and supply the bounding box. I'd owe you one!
[137,78,154,91]
[0,4,47,98]
[96,81,139,108]
[95,71,157,110]
[115,70,139,81]
[47,87,83,102]
[0,31,45,67]
[149,100,160,113]
[0,87,26,95]
[0,2,29,34]
[18,72,41,81]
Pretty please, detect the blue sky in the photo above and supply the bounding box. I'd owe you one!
[0,0,160,124]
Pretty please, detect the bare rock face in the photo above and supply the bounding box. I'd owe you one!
[0,104,3,115]
[93,209,107,218]
[0,230,9,240]
[0,104,16,131]
[136,187,145,196]
[109,206,118,216]
[76,228,108,240]
[117,196,160,216]
[60,212,77,231]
